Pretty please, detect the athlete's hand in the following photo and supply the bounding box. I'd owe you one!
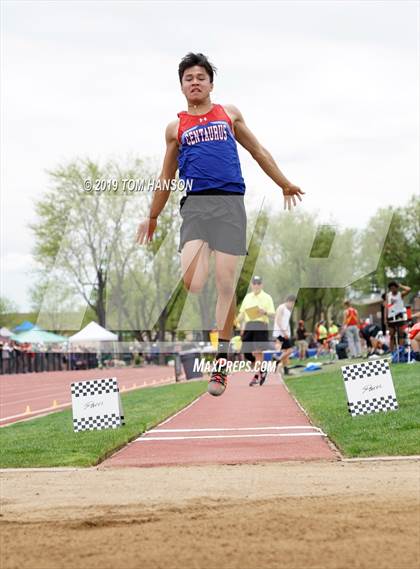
[136,218,157,245]
[283,184,305,211]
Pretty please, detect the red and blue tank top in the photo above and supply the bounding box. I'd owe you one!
[177,103,246,194]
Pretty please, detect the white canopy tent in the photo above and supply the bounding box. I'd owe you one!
[68,322,119,351]
[0,327,13,338]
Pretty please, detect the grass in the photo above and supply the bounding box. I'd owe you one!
[285,362,420,457]
[1,361,418,467]
[0,381,207,468]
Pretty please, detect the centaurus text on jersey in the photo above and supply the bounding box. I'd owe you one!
[177,103,246,194]
[183,122,228,145]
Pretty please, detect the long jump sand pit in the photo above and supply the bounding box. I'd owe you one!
[1,460,419,569]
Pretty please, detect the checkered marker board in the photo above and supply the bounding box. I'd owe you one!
[71,377,125,432]
[341,359,398,417]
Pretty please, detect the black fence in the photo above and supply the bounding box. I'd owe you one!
[0,351,99,375]
[0,349,206,377]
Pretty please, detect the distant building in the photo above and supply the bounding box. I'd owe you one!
[353,293,383,325]
[355,290,419,325]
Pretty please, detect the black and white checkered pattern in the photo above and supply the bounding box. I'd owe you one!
[71,378,119,397]
[73,413,125,432]
[347,395,398,417]
[342,359,390,382]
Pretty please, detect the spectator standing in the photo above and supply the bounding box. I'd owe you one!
[327,321,340,359]
[296,320,308,360]
[4,341,12,374]
[315,320,328,357]
[238,276,276,386]
[229,331,243,362]
[272,295,297,377]
[386,281,411,352]
[343,300,362,358]
[380,293,387,334]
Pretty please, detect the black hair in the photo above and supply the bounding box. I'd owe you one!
[178,52,217,84]
[286,294,297,302]
[388,281,399,289]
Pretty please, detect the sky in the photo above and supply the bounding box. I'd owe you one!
[1,0,419,312]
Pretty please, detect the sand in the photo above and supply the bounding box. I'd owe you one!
[1,460,419,569]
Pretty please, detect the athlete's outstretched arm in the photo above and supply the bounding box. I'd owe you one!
[136,121,179,244]
[225,104,305,211]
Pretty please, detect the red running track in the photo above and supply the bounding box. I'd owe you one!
[0,366,175,426]
[103,372,336,467]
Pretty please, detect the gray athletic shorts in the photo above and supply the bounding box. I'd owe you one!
[179,190,248,256]
[242,321,269,351]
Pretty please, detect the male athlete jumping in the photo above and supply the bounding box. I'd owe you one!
[136,52,304,396]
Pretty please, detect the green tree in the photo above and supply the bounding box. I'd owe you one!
[0,296,19,326]
[106,190,187,341]
[31,157,156,329]
[355,194,419,295]
[251,210,357,329]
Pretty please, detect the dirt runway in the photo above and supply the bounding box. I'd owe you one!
[1,460,419,569]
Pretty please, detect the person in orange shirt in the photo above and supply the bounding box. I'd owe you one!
[342,300,362,358]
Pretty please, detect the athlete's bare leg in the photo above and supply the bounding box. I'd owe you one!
[214,250,239,340]
[248,350,263,386]
[253,351,263,366]
[181,240,211,293]
[281,347,293,366]
[206,250,239,397]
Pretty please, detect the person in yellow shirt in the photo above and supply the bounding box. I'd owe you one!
[315,320,328,357]
[327,321,340,359]
[229,333,243,362]
[237,275,275,386]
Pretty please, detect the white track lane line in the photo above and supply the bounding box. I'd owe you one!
[135,432,326,441]
[152,426,323,433]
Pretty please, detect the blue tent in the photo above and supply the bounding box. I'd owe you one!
[10,326,68,344]
[13,320,34,333]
